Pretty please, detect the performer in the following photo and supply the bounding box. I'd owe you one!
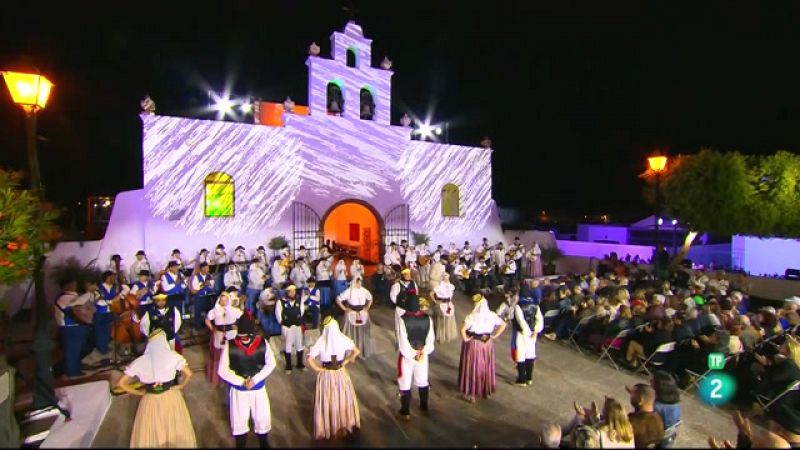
[492,243,506,287]
[224,262,244,292]
[54,275,92,378]
[315,256,333,310]
[389,268,418,341]
[139,293,182,351]
[254,246,268,267]
[218,314,276,449]
[472,255,491,294]
[280,244,291,261]
[461,241,474,265]
[246,259,267,315]
[116,329,197,448]
[418,250,431,289]
[131,270,155,319]
[297,245,309,262]
[98,270,127,355]
[160,261,187,316]
[190,263,216,330]
[458,294,507,403]
[396,295,435,420]
[107,254,129,285]
[384,242,401,267]
[257,287,282,339]
[197,248,211,269]
[336,277,374,359]
[306,316,361,440]
[349,259,365,281]
[270,257,287,289]
[233,246,249,292]
[527,242,543,278]
[302,278,322,348]
[129,250,152,284]
[398,239,409,266]
[429,258,447,293]
[510,284,543,386]
[502,256,517,292]
[432,273,458,343]
[226,286,245,311]
[511,238,525,280]
[289,258,311,289]
[275,285,305,373]
[405,244,418,270]
[205,292,242,386]
[452,258,470,292]
[332,260,348,301]
[212,244,228,293]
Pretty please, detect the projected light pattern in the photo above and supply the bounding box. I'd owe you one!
[142,114,304,235]
[399,141,493,234]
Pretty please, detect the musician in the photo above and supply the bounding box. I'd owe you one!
[257,287,283,339]
[461,241,474,264]
[211,244,228,294]
[399,239,409,266]
[224,262,244,292]
[98,270,127,356]
[397,295,435,420]
[492,243,507,286]
[333,260,348,301]
[350,259,365,281]
[270,257,288,289]
[472,256,491,294]
[246,259,267,315]
[405,245,418,270]
[190,262,216,330]
[429,257,446,292]
[503,256,518,292]
[131,270,155,319]
[254,246,268,268]
[511,238,525,280]
[275,285,305,373]
[480,237,490,253]
[432,245,444,264]
[452,258,470,292]
[384,242,401,267]
[140,293,183,350]
[107,254,129,285]
[371,263,390,305]
[129,250,152,284]
[417,244,431,288]
[54,274,93,378]
[297,245,309,262]
[218,313,276,449]
[280,244,291,261]
[318,244,332,262]
[289,258,311,289]
[315,256,333,310]
[336,277,375,359]
[390,268,419,341]
[160,261,187,316]
[447,242,458,260]
[169,249,186,273]
[302,278,322,348]
[233,246,249,292]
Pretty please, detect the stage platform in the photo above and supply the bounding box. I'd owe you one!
[38,380,111,448]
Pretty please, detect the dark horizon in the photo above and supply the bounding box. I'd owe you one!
[1,2,798,221]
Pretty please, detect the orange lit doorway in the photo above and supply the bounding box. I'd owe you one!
[322,200,381,275]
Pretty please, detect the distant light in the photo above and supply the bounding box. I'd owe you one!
[103,199,111,207]
[434,127,443,135]
[216,98,234,114]
[657,217,664,226]
[417,122,434,138]
[647,155,668,173]
[672,219,678,226]
[240,101,252,113]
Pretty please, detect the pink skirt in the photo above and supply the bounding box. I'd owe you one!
[458,338,496,399]
[313,368,360,440]
[207,334,222,386]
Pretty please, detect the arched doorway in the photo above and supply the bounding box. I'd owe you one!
[321,200,381,274]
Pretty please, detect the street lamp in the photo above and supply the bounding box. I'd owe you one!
[647,155,668,278]
[1,70,61,415]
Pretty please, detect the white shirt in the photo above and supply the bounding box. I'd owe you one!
[190,272,215,293]
[398,245,408,256]
[334,264,347,281]
[271,260,287,284]
[290,264,311,288]
[233,250,248,271]
[493,248,506,266]
[453,263,470,279]
[224,269,243,289]
[129,258,152,281]
[384,249,401,266]
[160,270,184,294]
[247,263,265,290]
[461,247,474,262]
[417,245,429,256]
[197,253,210,267]
[514,304,544,336]
[275,297,305,324]
[54,291,89,326]
[214,249,228,265]
[218,338,276,387]
[504,260,517,275]
[316,260,332,281]
[398,315,435,360]
[405,248,417,263]
[207,306,242,342]
[432,251,442,263]
[350,264,365,280]
[337,286,372,307]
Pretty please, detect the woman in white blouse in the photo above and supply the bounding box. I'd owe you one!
[336,277,375,358]
[205,292,242,387]
[458,294,507,403]
[431,273,458,343]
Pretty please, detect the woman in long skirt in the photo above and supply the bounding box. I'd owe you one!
[458,294,507,403]
[431,273,458,343]
[116,329,197,448]
[306,316,361,440]
[526,243,543,278]
[333,259,349,301]
[205,292,242,386]
[336,277,375,358]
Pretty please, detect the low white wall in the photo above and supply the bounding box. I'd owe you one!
[577,224,629,244]
[556,240,654,261]
[733,235,800,276]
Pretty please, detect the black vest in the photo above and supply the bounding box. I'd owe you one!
[396,280,418,309]
[281,299,302,327]
[229,337,267,378]
[149,305,177,341]
[402,313,430,350]
[512,300,539,333]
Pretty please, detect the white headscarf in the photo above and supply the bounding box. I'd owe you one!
[124,330,186,384]
[465,296,503,334]
[309,318,355,363]
[434,274,455,299]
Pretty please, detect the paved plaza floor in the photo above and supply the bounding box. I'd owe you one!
[93,290,744,448]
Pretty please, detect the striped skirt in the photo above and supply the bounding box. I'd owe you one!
[313,368,361,440]
[342,320,374,359]
[458,338,496,399]
[130,389,197,448]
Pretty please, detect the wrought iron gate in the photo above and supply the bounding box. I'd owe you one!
[382,204,409,255]
[292,202,321,260]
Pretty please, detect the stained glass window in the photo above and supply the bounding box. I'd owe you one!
[204,172,234,217]
[442,183,460,217]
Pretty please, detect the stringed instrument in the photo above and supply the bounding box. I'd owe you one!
[111,257,143,344]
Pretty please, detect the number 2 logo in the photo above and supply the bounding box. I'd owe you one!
[710,378,723,399]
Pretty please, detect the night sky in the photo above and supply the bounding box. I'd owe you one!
[1,2,798,221]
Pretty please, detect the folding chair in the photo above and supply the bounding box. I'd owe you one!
[596,328,634,370]
[683,354,736,394]
[756,379,800,412]
[636,341,677,377]
[566,314,597,354]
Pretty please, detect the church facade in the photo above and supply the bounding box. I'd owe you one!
[94,21,503,266]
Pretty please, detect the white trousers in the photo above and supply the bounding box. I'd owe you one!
[281,325,304,353]
[397,354,429,390]
[229,386,271,436]
[513,331,538,362]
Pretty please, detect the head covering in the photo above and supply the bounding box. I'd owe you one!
[235,245,245,251]
[466,296,502,333]
[138,270,151,277]
[167,261,179,268]
[405,295,421,312]
[153,293,168,301]
[125,329,185,383]
[401,268,411,275]
[285,284,297,292]
[311,317,355,362]
[419,297,430,310]
[136,250,146,256]
[786,296,800,306]
[761,306,777,315]
[236,312,255,336]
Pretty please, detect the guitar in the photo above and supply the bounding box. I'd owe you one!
[71,294,97,325]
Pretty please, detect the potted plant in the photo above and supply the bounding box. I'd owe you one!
[540,246,564,276]
[411,231,430,247]
[267,235,289,260]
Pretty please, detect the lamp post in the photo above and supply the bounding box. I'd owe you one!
[647,155,668,278]
[1,70,59,414]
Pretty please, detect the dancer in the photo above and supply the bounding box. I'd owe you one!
[458,294,507,403]
[275,285,305,373]
[218,314,276,449]
[396,296,435,420]
[116,329,197,448]
[510,284,543,386]
[205,292,242,386]
[336,277,375,358]
[390,268,418,341]
[306,316,361,440]
[432,273,458,343]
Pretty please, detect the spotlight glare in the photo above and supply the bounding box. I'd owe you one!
[434,127,443,135]
[417,122,433,138]
[240,101,252,113]
[672,219,678,226]
[657,217,664,226]
[216,97,234,113]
